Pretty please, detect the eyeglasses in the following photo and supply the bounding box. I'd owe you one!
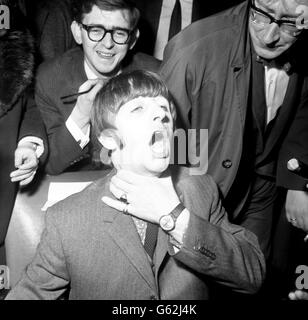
[80,23,133,44]
[250,0,302,37]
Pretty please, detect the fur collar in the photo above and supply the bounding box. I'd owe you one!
[0,29,35,116]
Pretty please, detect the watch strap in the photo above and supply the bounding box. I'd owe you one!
[169,202,185,222]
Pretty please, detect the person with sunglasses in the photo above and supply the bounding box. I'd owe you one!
[35,0,160,174]
[160,0,308,293]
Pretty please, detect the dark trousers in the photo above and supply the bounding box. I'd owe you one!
[265,190,308,299]
[234,174,277,260]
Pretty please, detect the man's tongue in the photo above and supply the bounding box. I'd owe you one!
[150,131,167,155]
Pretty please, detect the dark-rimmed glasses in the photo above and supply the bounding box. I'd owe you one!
[250,0,302,37]
[80,23,133,44]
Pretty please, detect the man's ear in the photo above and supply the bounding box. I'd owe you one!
[98,129,121,151]
[71,21,83,45]
[129,28,140,50]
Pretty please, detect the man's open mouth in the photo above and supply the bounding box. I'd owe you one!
[149,130,169,157]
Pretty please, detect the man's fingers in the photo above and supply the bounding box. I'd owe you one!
[78,79,104,100]
[111,175,135,193]
[87,80,105,100]
[10,170,35,183]
[10,168,32,178]
[289,290,308,300]
[19,173,36,186]
[14,151,23,168]
[109,182,130,201]
[17,158,38,170]
[101,196,133,214]
[78,79,101,92]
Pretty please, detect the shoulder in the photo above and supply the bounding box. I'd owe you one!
[37,47,82,81]
[163,2,248,62]
[171,166,219,201]
[46,171,113,229]
[124,52,161,73]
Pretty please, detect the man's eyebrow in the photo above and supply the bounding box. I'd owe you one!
[86,23,129,30]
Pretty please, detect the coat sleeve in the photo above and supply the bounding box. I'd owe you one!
[18,87,48,164]
[169,175,266,294]
[5,209,70,300]
[276,92,308,190]
[35,63,89,175]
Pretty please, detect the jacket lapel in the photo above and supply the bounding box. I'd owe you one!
[231,2,252,129]
[259,72,302,163]
[104,208,157,292]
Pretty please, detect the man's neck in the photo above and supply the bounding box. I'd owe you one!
[84,59,122,80]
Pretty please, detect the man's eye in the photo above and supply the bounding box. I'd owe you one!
[114,30,128,37]
[91,28,103,34]
[160,105,169,112]
[131,106,144,112]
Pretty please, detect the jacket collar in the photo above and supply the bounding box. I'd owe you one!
[230,1,252,71]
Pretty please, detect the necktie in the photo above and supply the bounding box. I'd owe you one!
[144,222,158,259]
[168,0,182,40]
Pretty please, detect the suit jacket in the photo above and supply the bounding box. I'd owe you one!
[276,92,308,190]
[35,47,161,175]
[133,0,242,56]
[0,29,47,247]
[6,168,265,299]
[160,2,308,217]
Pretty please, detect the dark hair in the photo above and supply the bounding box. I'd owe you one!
[71,0,140,29]
[91,70,176,137]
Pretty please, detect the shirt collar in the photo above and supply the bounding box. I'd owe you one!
[83,60,122,80]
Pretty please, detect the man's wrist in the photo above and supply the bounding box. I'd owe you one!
[70,106,90,131]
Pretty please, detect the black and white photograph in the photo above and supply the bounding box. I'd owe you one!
[0,0,308,307]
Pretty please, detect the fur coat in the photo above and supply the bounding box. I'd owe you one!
[0,28,46,251]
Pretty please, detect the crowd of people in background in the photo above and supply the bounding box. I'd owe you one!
[0,0,308,300]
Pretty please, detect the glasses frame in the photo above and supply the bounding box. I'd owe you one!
[250,0,301,37]
[80,23,133,45]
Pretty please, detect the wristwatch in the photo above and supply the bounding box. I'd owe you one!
[159,203,185,232]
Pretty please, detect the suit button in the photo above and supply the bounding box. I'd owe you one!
[222,159,232,169]
[150,295,158,300]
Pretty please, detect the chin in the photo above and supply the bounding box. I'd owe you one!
[255,45,291,60]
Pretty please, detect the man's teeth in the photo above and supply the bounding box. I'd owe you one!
[97,51,113,57]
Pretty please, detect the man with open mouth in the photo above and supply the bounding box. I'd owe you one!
[6,71,265,300]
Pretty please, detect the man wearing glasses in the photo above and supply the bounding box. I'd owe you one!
[161,0,308,278]
[35,0,160,174]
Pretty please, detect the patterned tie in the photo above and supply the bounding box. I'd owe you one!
[144,222,159,259]
[168,0,182,40]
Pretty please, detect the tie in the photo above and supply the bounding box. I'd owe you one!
[168,0,182,40]
[144,222,158,259]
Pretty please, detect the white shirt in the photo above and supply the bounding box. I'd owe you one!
[154,0,193,60]
[64,61,100,149]
[264,65,290,124]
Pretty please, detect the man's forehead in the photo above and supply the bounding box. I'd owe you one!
[82,5,132,26]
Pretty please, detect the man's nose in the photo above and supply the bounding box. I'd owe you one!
[100,32,114,49]
[263,23,280,45]
[152,106,166,122]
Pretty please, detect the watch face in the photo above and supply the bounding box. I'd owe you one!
[159,215,175,231]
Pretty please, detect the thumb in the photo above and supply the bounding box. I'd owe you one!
[14,149,24,168]
[78,79,100,93]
